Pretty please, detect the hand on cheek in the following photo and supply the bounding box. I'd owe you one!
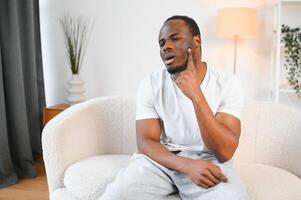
[174,48,201,100]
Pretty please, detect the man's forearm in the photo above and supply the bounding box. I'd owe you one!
[137,139,192,173]
[191,91,238,162]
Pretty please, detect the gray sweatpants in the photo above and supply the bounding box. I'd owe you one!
[99,151,249,200]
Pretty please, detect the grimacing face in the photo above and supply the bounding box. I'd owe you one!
[159,19,194,74]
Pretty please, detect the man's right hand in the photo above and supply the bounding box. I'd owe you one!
[182,159,228,189]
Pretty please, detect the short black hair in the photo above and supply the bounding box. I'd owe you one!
[164,15,200,37]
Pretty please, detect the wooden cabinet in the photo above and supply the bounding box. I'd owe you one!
[42,104,70,124]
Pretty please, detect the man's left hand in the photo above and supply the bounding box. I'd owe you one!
[174,48,201,100]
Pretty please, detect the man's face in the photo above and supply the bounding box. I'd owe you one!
[159,19,194,74]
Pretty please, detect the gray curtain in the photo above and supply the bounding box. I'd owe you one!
[0,0,45,188]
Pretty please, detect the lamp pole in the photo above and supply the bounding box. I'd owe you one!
[233,35,239,75]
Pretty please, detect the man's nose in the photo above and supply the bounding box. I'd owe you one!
[163,40,173,52]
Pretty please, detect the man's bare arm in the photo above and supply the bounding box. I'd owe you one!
[174,49,241,163]
[136,118,190,173]
[191,93,241,163]
[136,119,227,188]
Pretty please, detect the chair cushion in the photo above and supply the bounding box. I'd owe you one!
[64,155,301,200]
[52,188,81,200]
[64,155,131,200]
[234,163,301,199]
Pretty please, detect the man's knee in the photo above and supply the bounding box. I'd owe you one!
[100,155,174,199]
[212,181,249,200]
[99,172,143,200]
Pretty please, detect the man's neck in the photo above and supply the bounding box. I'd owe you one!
[195,61,207,85]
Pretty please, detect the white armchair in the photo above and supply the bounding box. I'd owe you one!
[42,96,301,200]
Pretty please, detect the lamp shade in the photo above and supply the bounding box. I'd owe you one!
[217,8,257,38]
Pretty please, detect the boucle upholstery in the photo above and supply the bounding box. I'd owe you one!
[64,155,131,200]
[234,101,301,178]
[52,188,80,200]
[42,96,301,199]
[235,163,301,200]
[42,96,137,196]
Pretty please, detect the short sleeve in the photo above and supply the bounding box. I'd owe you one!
[136,76,159,120]
[216,76,245,120]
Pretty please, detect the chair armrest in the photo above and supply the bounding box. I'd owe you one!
[42,96,125,195]
[235,101,301,178]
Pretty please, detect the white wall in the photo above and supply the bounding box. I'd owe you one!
[40,0,275,106]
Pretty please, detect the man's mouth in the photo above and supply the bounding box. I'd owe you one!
[164,54,176,65]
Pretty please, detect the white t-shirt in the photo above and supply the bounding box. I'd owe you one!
[136,65,244,153]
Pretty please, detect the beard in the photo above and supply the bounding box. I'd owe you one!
[167,64,187,74]
[166,56,188,74]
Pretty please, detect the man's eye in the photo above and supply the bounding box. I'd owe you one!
[171,37,180,41]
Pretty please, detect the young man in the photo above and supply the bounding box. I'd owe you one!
[100,15,248,200]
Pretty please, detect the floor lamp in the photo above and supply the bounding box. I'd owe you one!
[217,8,257,74]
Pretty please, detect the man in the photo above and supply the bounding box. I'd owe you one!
[100,15,248,200]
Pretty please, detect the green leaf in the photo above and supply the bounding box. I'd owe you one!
[281,24,301,97]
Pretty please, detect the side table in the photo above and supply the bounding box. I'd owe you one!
[42,104,70,125]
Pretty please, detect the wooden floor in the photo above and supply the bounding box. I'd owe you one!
[0,158,49,200]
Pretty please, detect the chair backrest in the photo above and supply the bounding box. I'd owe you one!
[120,96,137,154]
[92,96,137,155]
[117,97,301,177]
[234,101,301,178]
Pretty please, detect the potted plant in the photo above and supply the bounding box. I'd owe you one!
[281,24,301,98]
[60,15,94,104]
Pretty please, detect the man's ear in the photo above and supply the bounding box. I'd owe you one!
[193,35,201,48]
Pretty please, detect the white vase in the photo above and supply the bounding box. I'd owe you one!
[66,74,86,105]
